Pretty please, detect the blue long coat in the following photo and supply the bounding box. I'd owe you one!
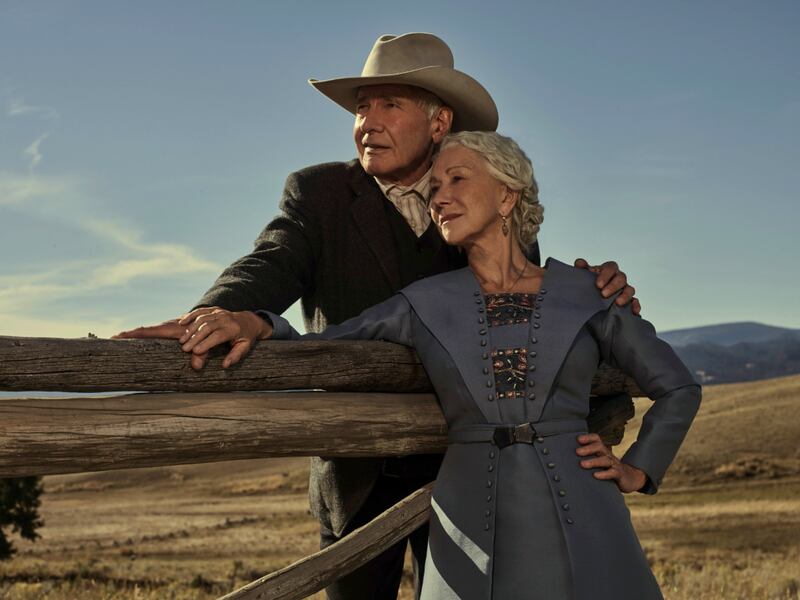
[266,258,702,599]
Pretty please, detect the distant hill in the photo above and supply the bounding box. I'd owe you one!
[658,322,800,384]
[659,321,800,348]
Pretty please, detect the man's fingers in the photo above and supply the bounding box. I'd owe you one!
[592,467,621,480]
[223,339,253,369]
[192,328,235,355]
[573,257,589,270]
[179,312,224,344]
[595,261,621,292]
[613,283,636,304]
[631,297,642,316]
[600,272,627,298]
[576,433,601,444]
[178,307,217,326]
[112,321,184,339]
[190,352,208,371]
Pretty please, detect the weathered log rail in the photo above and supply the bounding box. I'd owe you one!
[0,335,641,599]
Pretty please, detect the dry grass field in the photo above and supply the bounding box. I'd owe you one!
[2,374,799,599]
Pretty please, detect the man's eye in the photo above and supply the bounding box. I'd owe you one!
[430,186,439,196]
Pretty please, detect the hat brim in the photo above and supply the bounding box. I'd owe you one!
[309,66,498,132]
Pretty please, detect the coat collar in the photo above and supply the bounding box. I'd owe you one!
[400,258,617,424]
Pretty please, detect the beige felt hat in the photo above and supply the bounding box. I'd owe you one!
[309,32,498,132]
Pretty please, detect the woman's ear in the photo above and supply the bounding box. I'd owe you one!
[501,185,521,213]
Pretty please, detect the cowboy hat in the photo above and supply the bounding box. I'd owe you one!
[309,32,498,132]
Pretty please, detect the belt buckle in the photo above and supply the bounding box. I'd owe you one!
[513,423,536,444]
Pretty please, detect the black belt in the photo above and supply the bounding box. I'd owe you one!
[448,419,587,448]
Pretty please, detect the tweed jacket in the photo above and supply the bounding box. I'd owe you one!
[196,158,540,537]
[265,259,702,599]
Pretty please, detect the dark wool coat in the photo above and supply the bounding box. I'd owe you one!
[265,258,702,600]
[195,159,539,537]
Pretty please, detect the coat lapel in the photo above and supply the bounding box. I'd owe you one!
[349,166,402,291]
[525,258,616,422]
[401,268,502,424]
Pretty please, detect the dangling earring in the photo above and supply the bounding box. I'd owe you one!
[501,214,509,237]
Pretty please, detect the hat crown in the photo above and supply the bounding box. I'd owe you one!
[361,33,454,77]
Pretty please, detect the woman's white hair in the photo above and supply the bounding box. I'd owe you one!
[439,131,543,247]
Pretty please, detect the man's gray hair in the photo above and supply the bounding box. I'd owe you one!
[413,87,445,120]
[439,131,543,247]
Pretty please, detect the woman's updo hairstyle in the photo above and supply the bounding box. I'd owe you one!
[438,131,543,247]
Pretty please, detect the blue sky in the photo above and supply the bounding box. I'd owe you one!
[1,0,798,338]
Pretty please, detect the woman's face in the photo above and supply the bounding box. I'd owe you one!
[430,144,513,248]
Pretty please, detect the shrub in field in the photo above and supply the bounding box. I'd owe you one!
[0,476,44,560]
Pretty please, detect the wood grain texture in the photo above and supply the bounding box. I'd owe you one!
[0,391,633,478]
[0,336,643,396]
[219,483,434,600]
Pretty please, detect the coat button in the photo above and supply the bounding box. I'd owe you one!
[488,394,495,401]
[478,317,485,324]
[485,509,491,517]
[553,475,561,482]
[484,523,490,531]
[534,312,541,318]
[559,490,567,497]
[483,367,489,374]
[486,380,493,387]
[479,329,487,335]
[537,296,544,302]
[541,289,547,294]
[474,291,481,296]
[478,308,485,313]
[487,481,493,488]
[533,322,540,329]
[562,504,570,511]
[489,451,496,459]
[528,392,536,400]
[542,448,550,455]
[481,339,487,346]
[530,351,537,358]
[488,465,494,472]
[528,364,536,371]
[530,337,538,343]
[482,353,489,360]
[536,436,544,443]
[475,298,482,304]
[566,518,574,525]
[528,379,535,386]
[486,495,492,502]
[547,462,556,469]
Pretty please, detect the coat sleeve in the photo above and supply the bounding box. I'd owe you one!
[193,171,321,314]
[258,293,414,347]
[594,304,702,494]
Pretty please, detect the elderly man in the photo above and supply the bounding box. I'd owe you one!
[116,33,638,600]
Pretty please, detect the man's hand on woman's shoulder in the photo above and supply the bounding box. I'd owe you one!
[573,258,641,315]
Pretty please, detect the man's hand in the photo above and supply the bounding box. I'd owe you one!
[573,258,641,315]
[113,307,273,370]
[176,307,272,370]
[575,433,647,493]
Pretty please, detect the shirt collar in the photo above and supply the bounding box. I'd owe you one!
[374,168,432,203]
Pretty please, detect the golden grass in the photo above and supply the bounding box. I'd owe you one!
[2,375,799,599]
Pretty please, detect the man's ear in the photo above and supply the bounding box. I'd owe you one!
[431,106,454,143]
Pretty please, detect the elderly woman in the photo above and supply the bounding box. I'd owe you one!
[180,132,701,599]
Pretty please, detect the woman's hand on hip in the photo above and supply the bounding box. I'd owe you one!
[177,307,274,370]
[575,433,647,493]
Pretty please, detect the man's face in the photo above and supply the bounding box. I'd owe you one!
[353,84,438,186]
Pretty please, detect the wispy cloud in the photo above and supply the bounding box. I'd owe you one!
[0,171,72,206]
[0,172,222,336]
[23,132,50,173]
[6,97,59,121]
